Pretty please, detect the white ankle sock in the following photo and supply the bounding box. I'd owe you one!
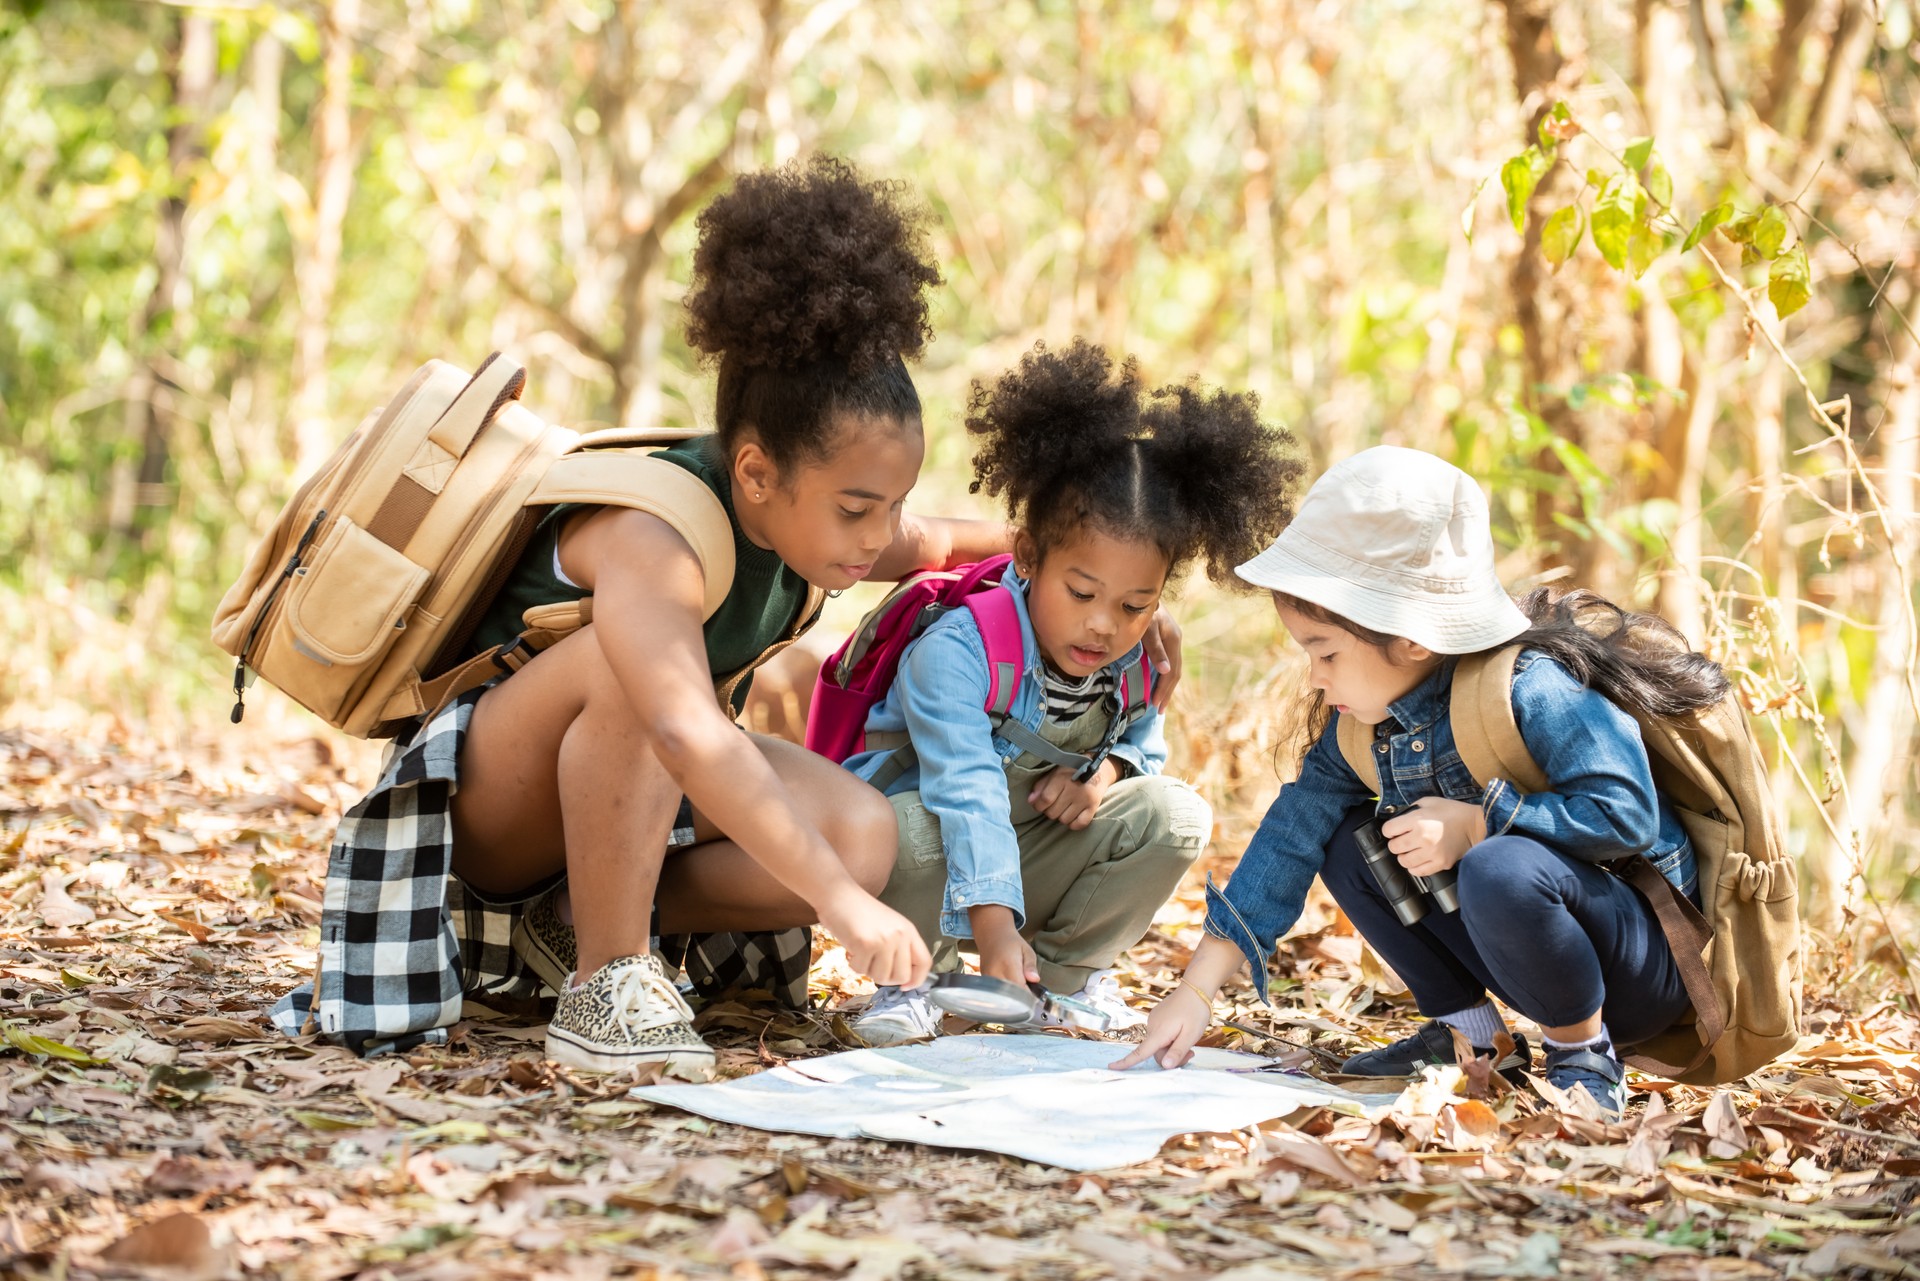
[1545,1023,1613,1053]
[1435,1001,1509,1047]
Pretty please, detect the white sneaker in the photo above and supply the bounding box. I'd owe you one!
[853,981,943,1047]
[1040,969,1147,1032]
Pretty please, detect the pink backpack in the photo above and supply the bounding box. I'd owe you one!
[805,554,1153,778]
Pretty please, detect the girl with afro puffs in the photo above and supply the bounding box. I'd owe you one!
[848,340,1302,1045]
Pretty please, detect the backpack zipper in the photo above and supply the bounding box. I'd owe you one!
[230,508,328,723]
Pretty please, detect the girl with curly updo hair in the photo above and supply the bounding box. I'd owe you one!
[846,339,1302,1047]
[437,158,1039,1075]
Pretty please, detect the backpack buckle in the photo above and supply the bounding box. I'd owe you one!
[492,636,538,674]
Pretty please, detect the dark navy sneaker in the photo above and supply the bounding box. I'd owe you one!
[1340,1019,1534,1082]
[1542,1043,1626,1119]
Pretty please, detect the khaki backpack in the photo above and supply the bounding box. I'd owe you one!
[212,352,824,737]
[1334,637,1802,1086]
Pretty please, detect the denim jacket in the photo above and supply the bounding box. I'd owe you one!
[845,573,1167,938]
[1207,650,1698,1001]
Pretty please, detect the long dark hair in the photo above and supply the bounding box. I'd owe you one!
[1277,586,1731,762]
[1504,586,1730,717]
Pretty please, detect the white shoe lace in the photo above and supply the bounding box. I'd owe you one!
[604,957,695,1035]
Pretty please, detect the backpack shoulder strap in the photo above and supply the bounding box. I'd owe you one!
[962,583,1026,718]
[532,450,734,620]
[1334,714,1381,793]
[1450,646,1550,794]
[1117,653,1154,718]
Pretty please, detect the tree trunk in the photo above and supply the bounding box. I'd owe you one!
[108,11,216,567]
[1494,0,1587,567]
[1653,316,1726,643]
[1761,0,1826,134]
[1790,0,1877,191]
[289,0,362,481]
[1840,282,1920,926]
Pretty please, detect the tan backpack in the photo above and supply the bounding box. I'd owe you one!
[1335,638,1802,1086]
[213,352,822,737]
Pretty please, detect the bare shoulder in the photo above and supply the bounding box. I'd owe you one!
[556,505,704,604]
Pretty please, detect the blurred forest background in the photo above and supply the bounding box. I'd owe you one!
[0,0,1915,967]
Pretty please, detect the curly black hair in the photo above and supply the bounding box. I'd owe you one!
[967,340,1303,587]
[683,156,943,468]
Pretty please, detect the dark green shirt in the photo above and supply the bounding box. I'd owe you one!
[465,436,812,714]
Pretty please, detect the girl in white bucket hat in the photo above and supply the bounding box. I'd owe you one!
[1114,447,1736,1119]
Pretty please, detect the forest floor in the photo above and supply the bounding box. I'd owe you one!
[1,716,1918,1280]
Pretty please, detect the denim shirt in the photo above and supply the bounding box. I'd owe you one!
[845,573,1167,937]
[1206,650,1699,1001]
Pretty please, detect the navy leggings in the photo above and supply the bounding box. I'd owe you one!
[1320,806,1691,1046]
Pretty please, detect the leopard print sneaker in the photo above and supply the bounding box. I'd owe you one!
[511,884,575,995]
[546,952,715,1076]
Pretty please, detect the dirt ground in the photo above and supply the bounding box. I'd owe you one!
[2,720,1917,1280]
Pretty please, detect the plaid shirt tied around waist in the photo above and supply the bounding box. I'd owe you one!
[271,689,810,1057]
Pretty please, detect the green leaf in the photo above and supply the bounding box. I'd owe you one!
[1624,137,1655,171]
[1647,162,1673,208]
[1537,100,1577,151]
[291,1109,376,1131]
[1753,205,1790,259]
[1542,205,1584,264]
[1586,167,1608,189]
[1461,176,1489,242]
[1501,147,1551,233]
[1683,203,1732,252]
[1721,212,1757,245]
[5,1022,98,1064]
[1591,173,1640,270]
[1768,245,1811,317]
[1628,223,1662,278]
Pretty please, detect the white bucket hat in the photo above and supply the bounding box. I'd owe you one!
[1234,446,1531,655]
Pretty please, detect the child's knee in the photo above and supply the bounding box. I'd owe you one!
[1117,776,1212,864]
[838,783,901,894]
[1455,834,1559,908]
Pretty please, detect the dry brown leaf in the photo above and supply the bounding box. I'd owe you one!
[37,871,95,928]
[98,1211,232,1280]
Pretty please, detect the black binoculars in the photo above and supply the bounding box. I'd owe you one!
[1353,816,1460,927]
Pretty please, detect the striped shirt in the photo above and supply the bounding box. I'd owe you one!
[1042,665,1115,723]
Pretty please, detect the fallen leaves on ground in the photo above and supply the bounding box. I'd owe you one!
[1,719,1917,1279]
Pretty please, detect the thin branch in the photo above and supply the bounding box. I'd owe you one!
[400,125,617,373]
[1695,243,1920,731]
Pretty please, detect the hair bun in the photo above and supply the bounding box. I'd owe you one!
[684,156,941,374]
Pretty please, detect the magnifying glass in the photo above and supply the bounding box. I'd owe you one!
[928,973,1113,1033]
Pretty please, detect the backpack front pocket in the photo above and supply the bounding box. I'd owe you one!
[256,516,430,721]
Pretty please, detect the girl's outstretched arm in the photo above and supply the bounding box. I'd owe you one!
[579,507,932,987]
[1109,935,1246,1070]
[870,512,1011,580]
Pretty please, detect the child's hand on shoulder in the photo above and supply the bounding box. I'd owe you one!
[1029,758,1120,830]
[1381,796,1486,877]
